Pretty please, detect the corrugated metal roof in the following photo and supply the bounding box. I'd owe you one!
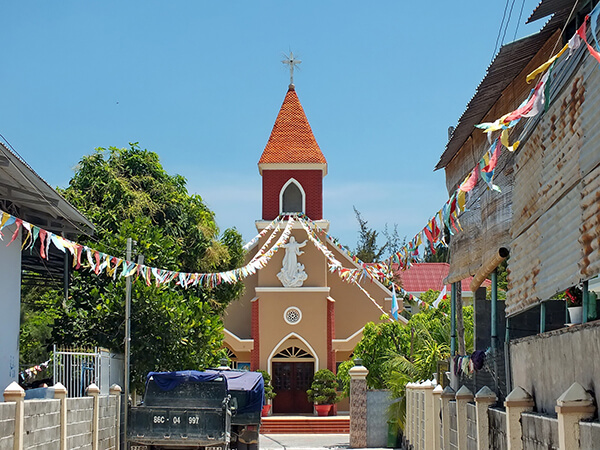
[0,140,95,236]
[526,0,581,24]
[435,26,559,171]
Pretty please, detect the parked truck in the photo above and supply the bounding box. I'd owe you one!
[127,369,264,450]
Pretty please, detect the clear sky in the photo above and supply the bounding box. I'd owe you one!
[1,1,545,253]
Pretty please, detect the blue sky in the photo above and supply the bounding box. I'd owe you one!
[1,1,544,252]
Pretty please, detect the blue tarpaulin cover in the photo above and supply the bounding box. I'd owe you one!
[146,370,224,392]
[146,369,265,414]
[205,370,265,413]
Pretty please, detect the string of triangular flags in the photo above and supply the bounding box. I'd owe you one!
[0,209,296,289]
[388,7,600,272]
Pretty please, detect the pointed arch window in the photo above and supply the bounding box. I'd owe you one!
[280,178,305,214]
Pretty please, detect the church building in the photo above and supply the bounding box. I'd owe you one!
[223,80,404,414]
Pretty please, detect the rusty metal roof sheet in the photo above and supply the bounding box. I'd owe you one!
[435,26,559,171]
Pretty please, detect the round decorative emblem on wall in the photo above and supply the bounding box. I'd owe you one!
[284,307,302,325]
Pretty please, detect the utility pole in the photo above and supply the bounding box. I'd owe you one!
[123,238,133,446]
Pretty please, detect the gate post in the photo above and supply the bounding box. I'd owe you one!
[555,382,595,450]
[475,386,496,450]
[110,384,122,450]
[54,382,68,450]
[504,386,534,450]
[349,359,368,448]
[87,383,100,450]
[3,382,24,450]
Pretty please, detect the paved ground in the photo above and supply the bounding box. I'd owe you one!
[259,434,392,450]
[260,434,349,449]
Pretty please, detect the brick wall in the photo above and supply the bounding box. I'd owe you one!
[261,170,323,220]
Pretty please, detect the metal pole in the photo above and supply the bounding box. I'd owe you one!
[63,249,69,308]
[123,238,132,445]
[583,280,589,324]
[451,282,457,356]
[491,270,497,353]
[491,269,499,394]
[540,302,546,333]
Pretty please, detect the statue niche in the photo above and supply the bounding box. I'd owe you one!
[277,236,308,287]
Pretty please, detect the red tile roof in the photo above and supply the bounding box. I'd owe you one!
[395,263,491,294]
[258,86,327,165]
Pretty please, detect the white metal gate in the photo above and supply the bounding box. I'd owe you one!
[53,346,124,397]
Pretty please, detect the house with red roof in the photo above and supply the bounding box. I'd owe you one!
[396,263,491,311]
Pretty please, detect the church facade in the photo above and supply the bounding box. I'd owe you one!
[222,83,404,414]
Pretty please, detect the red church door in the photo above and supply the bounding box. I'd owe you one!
[272,361,314,414]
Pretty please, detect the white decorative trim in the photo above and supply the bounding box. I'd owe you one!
[255,220,330,232]
[267,332,319,378]
[223,328,254,351]
[332,327,364,344]
[258,163,328,176]
[255,287,330,293]
[279,178,306,215]
[283,306,302,325]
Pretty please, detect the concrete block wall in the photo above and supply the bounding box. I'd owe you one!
[67,397,93,450]
[448,401,457,449]
[2,383,120,450]
[97,395,117,450]
[521,412,559,450]
[23,399,60,449]
[579,422,600,448]
[488,408,507,449]
[365,390,392,448]
[0,402,15,450]
[405,381,598,450]
[466,403,477,450]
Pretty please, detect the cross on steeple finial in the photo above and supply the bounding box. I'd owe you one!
[282,51,301,87]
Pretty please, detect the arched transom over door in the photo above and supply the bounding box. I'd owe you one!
[271,344,314,414]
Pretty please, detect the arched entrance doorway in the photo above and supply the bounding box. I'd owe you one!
[271,344,315,414]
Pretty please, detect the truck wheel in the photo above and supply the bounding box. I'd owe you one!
[247,443,258,450]
[237,443,248,450]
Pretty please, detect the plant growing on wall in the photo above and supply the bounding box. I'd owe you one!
[307,369,339,405]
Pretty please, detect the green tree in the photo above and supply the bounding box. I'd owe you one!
[353,207,387,263]
[338,294,474,430]
[24,144,244,389]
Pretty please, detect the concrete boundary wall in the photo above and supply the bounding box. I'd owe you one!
[2,382,121,450]
[23,399,61,449]
[406,381,598,450]
[0,402,15,450]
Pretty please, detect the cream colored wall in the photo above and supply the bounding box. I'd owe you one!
[222,224,404,374]
[258,290,329,373]
[328,271,389,338]
[223,248,258,340]
[257,228,327,288]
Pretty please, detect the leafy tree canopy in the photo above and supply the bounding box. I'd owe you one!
[337,294,474,428]
[21,144,244,389]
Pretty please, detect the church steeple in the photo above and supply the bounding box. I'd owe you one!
[259,84,327,221]
[258,86,327,173]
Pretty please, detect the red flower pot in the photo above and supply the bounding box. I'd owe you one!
[261,404,272,417]
[315,404,332,416]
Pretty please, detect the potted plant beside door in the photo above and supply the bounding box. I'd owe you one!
[307,369,339,416]
[258,370,276,416]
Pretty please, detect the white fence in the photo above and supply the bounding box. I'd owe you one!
[53,347,124,397]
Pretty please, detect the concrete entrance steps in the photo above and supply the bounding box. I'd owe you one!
[260,415,350,434]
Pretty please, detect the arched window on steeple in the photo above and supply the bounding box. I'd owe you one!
[280,178,305,214]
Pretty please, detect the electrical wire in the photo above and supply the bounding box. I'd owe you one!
[500,0,519,47]
[493,0,513,60]
[513,0,527,41]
